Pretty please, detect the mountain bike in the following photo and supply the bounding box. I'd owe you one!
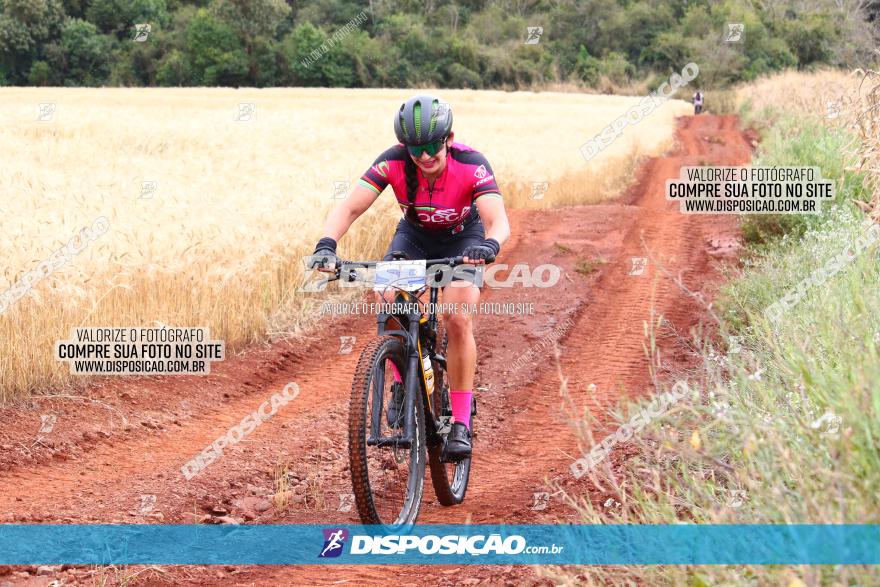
[322,253,489,527]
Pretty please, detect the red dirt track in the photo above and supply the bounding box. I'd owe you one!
[0,114,753,586]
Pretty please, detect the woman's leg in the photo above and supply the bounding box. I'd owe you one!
[441,282,481,429]
[439,280,481,459]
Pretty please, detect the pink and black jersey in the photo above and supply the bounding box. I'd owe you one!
[358,142,502,231]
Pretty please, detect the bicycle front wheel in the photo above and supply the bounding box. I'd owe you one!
[349,335,426,526]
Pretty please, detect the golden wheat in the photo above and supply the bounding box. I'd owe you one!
[735,68,861,122]
[0,87,689,401]
[851,69,880,222]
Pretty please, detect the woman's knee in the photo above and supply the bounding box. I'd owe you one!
[444,312,473,338]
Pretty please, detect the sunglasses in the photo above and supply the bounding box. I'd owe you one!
[407,138,447,158]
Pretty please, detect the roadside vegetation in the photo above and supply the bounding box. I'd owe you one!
[1,0,876,90]
[551,69,880,585]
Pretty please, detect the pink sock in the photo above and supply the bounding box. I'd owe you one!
[450,390,472,430]
[388,360,402,383]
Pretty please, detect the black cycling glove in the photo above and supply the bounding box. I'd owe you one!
[462,238,500,262]
[309,237,339,269]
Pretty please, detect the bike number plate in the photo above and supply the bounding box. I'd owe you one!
[373,260,427,292]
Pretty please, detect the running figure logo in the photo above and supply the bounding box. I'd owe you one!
[319,528,349,558]
[524,26,543,44]
[724,23,745,43]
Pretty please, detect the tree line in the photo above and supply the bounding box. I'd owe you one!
[1,0,877,89]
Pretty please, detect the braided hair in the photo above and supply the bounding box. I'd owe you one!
[404,155,420,222]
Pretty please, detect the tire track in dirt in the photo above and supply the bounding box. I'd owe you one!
[0,115,753,586]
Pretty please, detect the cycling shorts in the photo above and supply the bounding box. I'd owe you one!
[382,217,486,287]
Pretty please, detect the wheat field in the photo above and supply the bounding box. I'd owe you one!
[0,87,690,401]
[735,69,863,125]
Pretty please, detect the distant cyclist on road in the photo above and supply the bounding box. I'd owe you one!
[693,90,704,115]
[309,94,511,460]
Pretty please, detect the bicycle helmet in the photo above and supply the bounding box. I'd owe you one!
[393,95,453,146]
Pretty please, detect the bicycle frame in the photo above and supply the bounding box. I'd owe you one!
[371,272,455,449]
[326,256,468,451]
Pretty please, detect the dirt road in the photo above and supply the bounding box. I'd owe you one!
[0,114,754,586]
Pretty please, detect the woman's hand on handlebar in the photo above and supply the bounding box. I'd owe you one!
[309,236,340,273]
[308,252,339,273]
[461,238,500,265]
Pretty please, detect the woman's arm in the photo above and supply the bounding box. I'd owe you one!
[474,195,510,247]
[319,183,381,241]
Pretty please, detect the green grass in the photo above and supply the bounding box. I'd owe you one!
[738,114,870,245]
[547,106,880,585]
[574,257,607,275]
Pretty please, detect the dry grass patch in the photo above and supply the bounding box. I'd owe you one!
[0,87,688,401]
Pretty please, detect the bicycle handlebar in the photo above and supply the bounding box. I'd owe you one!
[320,254,495,283]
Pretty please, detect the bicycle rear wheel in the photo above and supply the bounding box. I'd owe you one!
[427,324,473,505]
[349,335,426,526]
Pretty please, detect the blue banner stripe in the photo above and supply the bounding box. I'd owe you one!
[0,525,877,565]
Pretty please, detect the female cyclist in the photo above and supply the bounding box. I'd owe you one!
[309,94,511,459]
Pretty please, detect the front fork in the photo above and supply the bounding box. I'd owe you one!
[369,310,424,449]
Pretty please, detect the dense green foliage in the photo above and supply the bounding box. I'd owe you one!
[1,0,877,87]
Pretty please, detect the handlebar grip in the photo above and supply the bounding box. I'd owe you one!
[458,254,494,264]
[441,255,493,265]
